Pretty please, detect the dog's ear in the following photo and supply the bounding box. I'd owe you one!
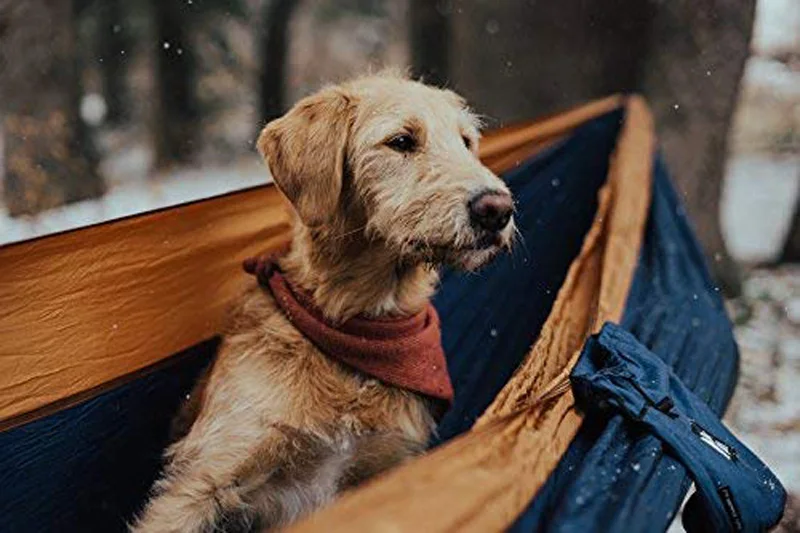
[257,87,355,227]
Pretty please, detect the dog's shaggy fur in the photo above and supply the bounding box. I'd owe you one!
[131,72,514,533]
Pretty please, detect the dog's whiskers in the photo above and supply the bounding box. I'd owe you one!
[511,224,529,259]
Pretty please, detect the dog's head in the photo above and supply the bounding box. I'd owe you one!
[257,72,514,271]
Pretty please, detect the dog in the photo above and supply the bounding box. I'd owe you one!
[131,71,515,533]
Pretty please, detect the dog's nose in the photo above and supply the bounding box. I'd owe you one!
[469,191,513,232]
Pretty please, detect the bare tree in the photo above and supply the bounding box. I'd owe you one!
[150,0,200,169]
[259,0,300,124]
[779,187,800,263]
[0,0,105,217]
[409,0,450,87]
[98,0,131,125]
[640,0,757,296]
[448,0,651,126]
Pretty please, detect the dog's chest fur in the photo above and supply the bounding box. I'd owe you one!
[173,284,436,526]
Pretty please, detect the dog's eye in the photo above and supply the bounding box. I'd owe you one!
[462,136,472,150]
[386,134,417,153]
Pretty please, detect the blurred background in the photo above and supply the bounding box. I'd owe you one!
[0,0,798,529]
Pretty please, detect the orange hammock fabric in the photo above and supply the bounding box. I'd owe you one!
[0,96,626,431]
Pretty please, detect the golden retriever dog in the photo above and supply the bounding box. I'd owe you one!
[132,71,515,533]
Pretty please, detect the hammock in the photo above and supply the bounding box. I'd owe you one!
[0,96,785,533]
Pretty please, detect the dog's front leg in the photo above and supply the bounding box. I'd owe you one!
[131,423,342,533]
[130,436,261,533]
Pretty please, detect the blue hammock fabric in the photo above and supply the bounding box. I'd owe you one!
[571,323,785,532]
[0,108,783,533]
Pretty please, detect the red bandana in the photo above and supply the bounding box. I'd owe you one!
[243,256,454,403]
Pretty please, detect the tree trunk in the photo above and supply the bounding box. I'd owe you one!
[448,0,652,126]
[446,0,749,295]
[639,0,756,296]
[779,187,800,263]
[151,0,199,169]
[98,0,131,125]
[409,0,450,87]
[0,0,105,217]
[259,0,300,124]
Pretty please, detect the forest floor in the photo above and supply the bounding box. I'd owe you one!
[0,146,266,245]
[724,265,800,532]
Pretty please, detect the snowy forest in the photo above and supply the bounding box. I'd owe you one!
[0,2,799,526]
[0,1,796,291]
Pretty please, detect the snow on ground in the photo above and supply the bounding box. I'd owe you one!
[726,267,800,494]
[0,158,269,245]
[722,155,799,263]
[2,153,797,266]
[752,0,800,55]
[724,267,800,531]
